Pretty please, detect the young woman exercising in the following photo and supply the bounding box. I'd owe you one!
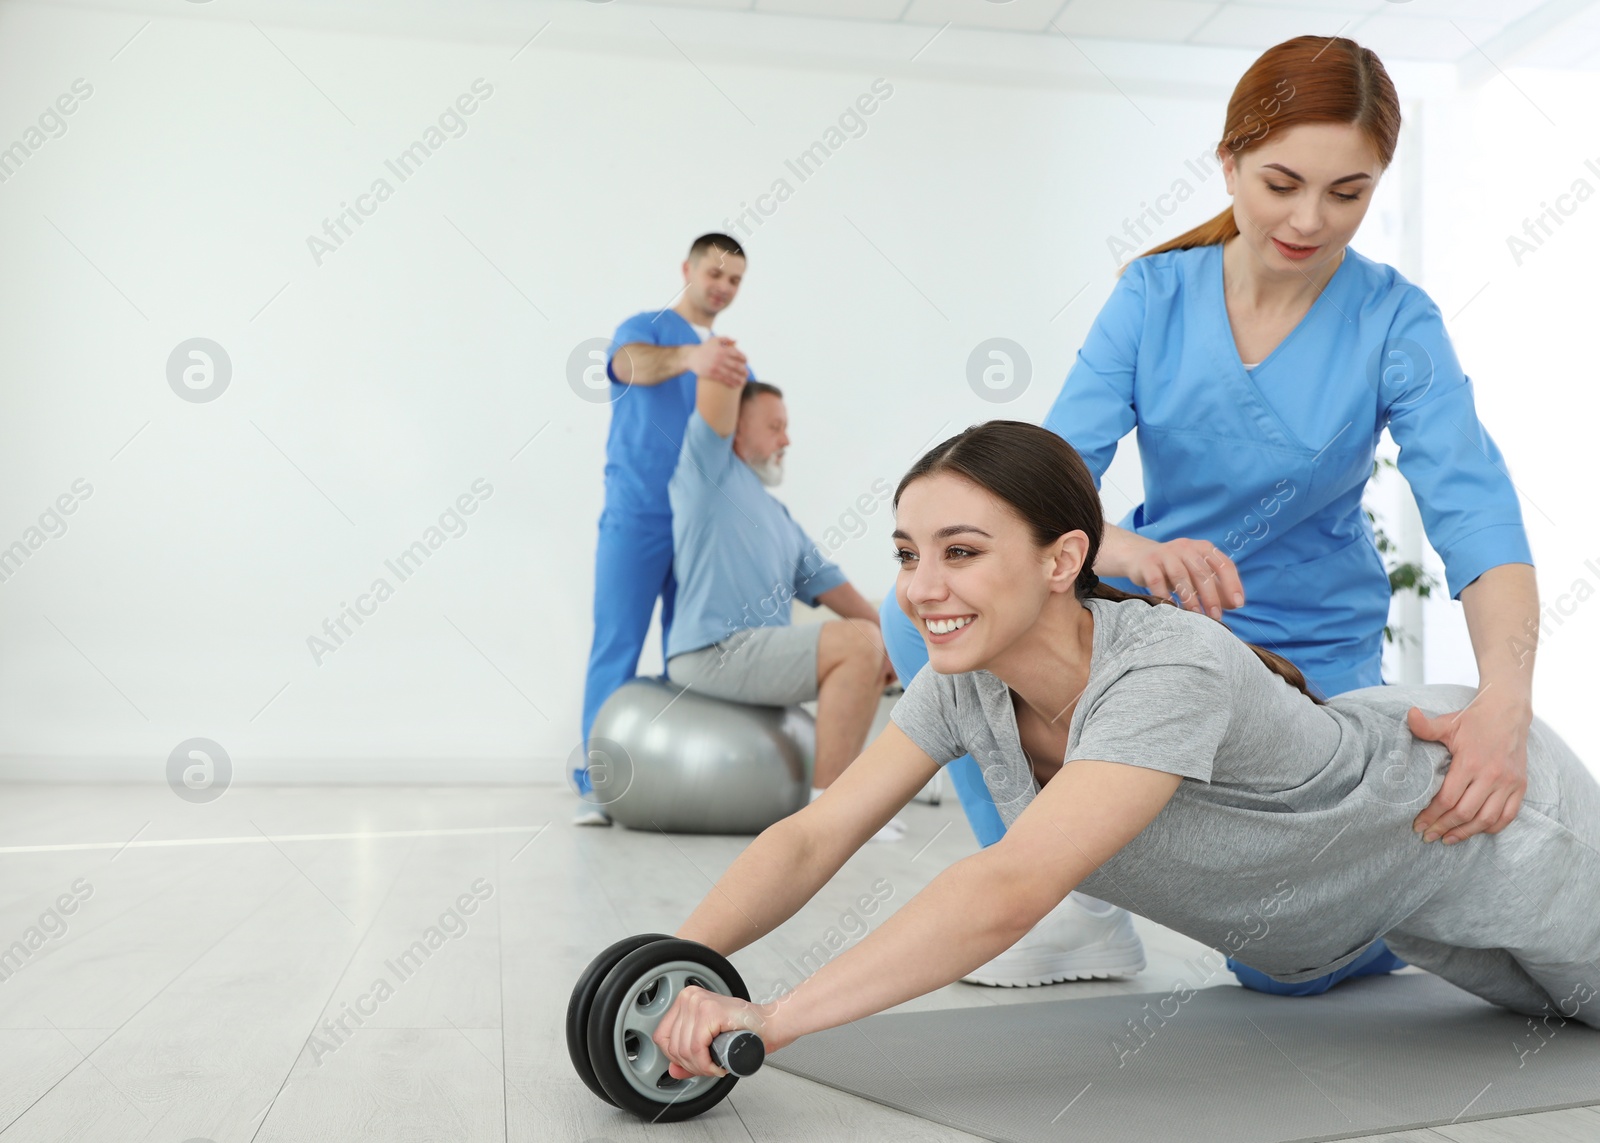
[879,34,1537,995]
[652,421,1600,1080]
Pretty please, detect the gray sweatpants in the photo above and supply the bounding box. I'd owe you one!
[1383,705,1600,1029]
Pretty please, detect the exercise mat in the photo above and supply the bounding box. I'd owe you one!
[766,972,1600,1143]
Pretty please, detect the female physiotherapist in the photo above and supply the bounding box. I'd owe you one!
[878,34,1541,996]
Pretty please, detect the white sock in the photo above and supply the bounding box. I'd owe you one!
[809,786,825,803]
[1070,892,1116,915]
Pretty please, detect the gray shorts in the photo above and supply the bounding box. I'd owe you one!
[666,624,822,706]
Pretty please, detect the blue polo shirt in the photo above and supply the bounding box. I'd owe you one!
[666,411,848,659]
[602,309,755,517]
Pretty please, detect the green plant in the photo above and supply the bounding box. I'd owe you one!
[1365,455,1441,646]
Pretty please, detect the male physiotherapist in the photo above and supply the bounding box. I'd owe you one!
[576,233,755,825]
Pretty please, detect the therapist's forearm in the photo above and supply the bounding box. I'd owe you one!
[1094,522,1157,581]
[611,343,692,386]
[1461,562,1539,712]
[674,819,843,956]
[767,850,1036,1045]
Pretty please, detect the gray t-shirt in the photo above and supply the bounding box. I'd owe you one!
[890,594,1473,981]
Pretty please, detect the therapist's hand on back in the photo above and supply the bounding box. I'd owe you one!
[686,336,748,388]
[1127,537,1246,621]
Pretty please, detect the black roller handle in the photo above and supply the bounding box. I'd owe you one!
[710,1029,765,1077]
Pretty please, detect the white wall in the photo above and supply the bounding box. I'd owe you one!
[0,0,1586,780]
[1412,67,1600,766]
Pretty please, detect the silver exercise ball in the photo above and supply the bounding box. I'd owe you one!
[587,678,815,834]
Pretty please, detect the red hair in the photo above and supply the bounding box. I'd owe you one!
[1136,35,1400,262]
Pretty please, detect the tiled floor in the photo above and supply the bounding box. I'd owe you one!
[1,782,1597,1142]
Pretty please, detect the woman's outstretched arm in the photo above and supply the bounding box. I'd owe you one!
[655,755,1182,1078]
[673,721,939,956]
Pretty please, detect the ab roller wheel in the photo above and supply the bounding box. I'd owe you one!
[567,935,766,1122]
[567,933,672,1107]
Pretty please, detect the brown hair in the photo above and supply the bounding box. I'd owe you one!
[1136,35,1400,263]
[689,232,746,263]
[894,420,1324,704]
[739,380,783,406]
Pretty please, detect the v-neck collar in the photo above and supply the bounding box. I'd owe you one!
[1205,244,1356,454]
[1213,241,1352,377]
[659,307,710,341]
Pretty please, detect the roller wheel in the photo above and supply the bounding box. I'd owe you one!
[586,938,753,1122]
[567,932,673,1107]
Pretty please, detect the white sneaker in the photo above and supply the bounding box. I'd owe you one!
[962,892,1145,987]
[571,802,612,827]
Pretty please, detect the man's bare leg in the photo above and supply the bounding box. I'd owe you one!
[812,618,888,787]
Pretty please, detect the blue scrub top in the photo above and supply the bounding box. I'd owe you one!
[1044,244,1532,697]
[602,309,756,517]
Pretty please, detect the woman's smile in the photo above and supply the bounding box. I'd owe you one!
[924,614,976,641]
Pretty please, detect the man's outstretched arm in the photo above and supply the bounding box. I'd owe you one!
[697,360,744,437]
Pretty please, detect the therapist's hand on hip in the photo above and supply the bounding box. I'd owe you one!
[1118,534,1246,621]
[1407,697,1531,845]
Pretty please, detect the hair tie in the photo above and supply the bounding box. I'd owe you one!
[1083,572,1100,592]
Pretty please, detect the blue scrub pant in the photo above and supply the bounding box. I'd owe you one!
[876,586,1406,996]
[578,508,677,794]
